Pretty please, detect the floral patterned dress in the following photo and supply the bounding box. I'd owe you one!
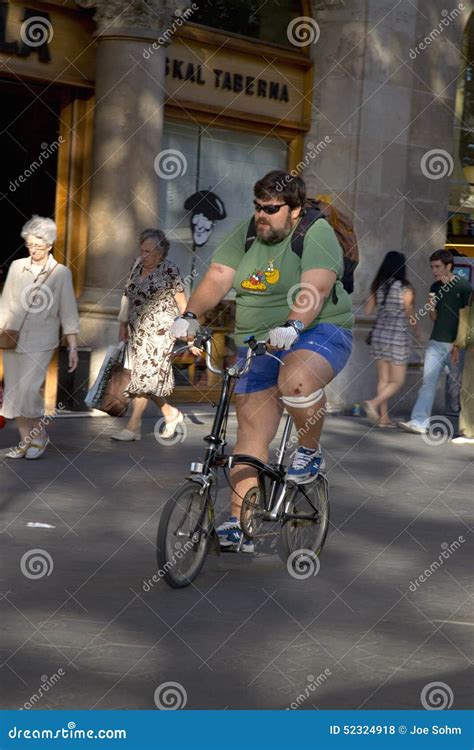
[124,259,184,398]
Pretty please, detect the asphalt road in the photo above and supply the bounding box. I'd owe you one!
[0,410,472,710]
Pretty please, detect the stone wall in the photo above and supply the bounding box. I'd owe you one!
[305,0,470,412]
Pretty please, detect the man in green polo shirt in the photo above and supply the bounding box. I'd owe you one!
[171,171,353,552]
[399,249,472,434]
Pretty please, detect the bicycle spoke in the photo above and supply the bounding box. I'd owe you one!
[279,477,330,562]
[157,481,212,588]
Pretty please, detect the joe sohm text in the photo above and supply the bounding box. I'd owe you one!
[328,724,462,735]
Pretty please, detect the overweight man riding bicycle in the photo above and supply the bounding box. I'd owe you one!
[171,171,354,553]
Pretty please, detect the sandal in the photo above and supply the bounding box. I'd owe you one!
[161,410,184,439]
[4,444,28,459]
[111,428,141,441]
[363,401,379,425]
[25,435,50,460]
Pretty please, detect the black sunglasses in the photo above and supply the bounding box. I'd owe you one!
[253,200,289,215]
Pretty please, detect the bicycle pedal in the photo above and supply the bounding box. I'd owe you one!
[219,544,240,554]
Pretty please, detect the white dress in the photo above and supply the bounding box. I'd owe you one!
[0,254,80,418]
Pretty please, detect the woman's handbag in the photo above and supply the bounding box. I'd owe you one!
[0,264,57,350]
[100,359,131,417]
[85,342,131,417]
[0,329,20,349]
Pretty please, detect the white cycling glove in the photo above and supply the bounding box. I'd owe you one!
[268,323,300,350]
[170,316,201,340]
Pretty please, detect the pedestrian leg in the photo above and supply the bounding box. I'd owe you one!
[126,397,148,432]
[411,341,451,428]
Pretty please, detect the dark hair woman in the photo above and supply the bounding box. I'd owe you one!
[363,251,419,427]
[112,228,198,442]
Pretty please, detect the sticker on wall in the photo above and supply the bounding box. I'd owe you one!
[184,190,227,248]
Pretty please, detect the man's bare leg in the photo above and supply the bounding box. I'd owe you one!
[229,386,282,518]
[278,350,334,451]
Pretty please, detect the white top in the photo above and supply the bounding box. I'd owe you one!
[0,254,80,353]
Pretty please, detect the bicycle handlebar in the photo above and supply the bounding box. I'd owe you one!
[191,328,282,378]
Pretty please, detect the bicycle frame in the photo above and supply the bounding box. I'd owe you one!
[188,334,296,521]
[158,333,329,589]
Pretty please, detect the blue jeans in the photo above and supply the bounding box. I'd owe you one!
[411,340,453,428]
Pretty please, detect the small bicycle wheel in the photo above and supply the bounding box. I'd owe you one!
[157,480,212,588]
[240,484,266,538]
[279,476,330,562]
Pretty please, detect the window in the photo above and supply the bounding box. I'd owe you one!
[159,121,288,388]
[159,121,288,287]
[190,0,304,48]
[447,13,474,246]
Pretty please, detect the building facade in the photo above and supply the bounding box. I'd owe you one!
[0,0,472,409]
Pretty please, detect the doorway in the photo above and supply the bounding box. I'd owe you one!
[0,78,63,282]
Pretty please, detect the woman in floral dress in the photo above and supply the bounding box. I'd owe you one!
[112,228,189,441]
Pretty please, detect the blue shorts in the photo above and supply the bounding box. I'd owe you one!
[234,323,353,395]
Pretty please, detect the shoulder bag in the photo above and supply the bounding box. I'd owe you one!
[0,263,58,350]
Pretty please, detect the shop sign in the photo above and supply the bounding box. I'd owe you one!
[166,58,289,103]
[0,4,51,61]
[0,1,94,87]
[164,36,310,129]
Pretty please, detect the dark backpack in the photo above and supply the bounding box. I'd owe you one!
[245,198,359,303]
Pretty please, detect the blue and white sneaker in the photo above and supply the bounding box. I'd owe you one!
[287,446,326,484]
[216,517,255,553]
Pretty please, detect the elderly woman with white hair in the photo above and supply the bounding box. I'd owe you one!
[0,216,80,459]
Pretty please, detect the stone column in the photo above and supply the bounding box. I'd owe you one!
[76,0,186,375]
[303,0,469,412]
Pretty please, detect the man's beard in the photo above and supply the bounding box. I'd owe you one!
[256,214,293,245]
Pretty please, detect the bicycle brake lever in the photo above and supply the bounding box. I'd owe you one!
[266,351,285,365]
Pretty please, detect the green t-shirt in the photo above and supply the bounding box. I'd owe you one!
[212,216,354,345]
[430,276,472,343]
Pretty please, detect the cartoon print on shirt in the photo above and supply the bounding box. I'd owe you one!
[264,259,280,285]
[241,259,280,292]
